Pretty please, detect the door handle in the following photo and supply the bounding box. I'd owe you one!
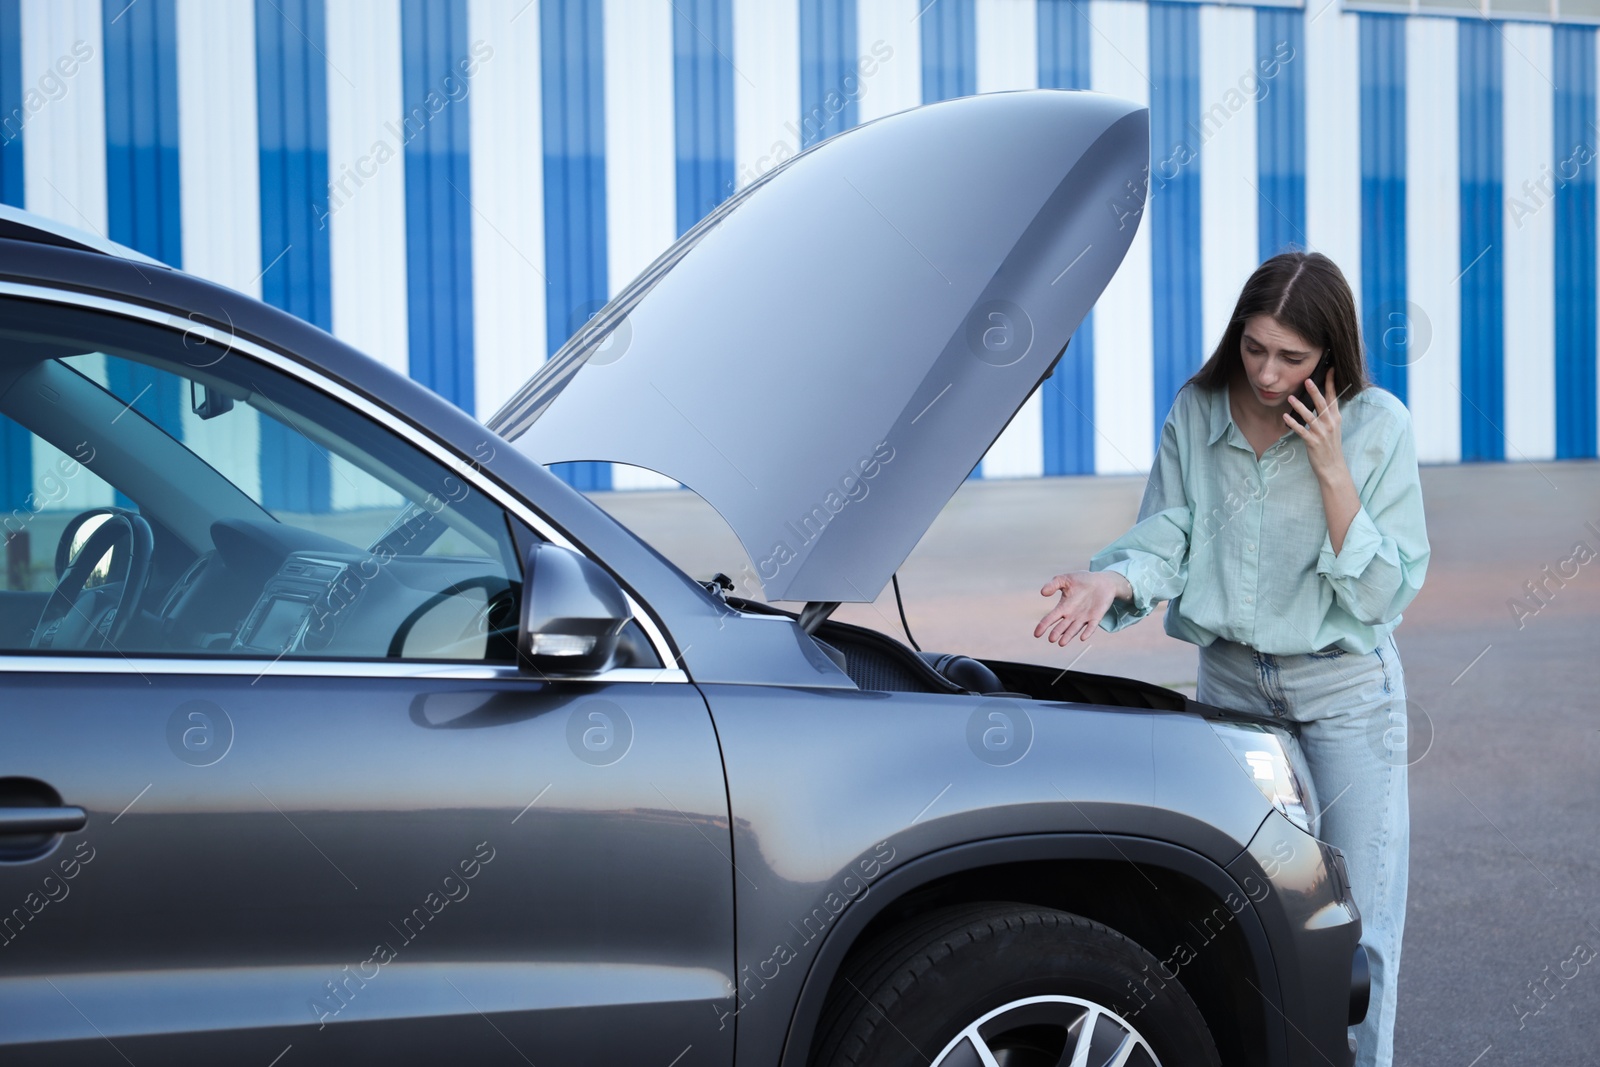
[0,806,87,835]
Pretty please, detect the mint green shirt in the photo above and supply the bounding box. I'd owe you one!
[1090,379,1430,655]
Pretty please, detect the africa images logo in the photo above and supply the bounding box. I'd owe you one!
[314,41,494,229]
[755,441,895,583]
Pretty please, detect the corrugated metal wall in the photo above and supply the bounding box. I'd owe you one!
[1,0,1596,512]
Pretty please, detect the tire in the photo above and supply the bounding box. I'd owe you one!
[810,902,1221,1067]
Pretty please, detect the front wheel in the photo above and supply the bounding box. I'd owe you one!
[810,903,1221,1067]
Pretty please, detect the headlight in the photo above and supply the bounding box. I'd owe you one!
[1208,720,1319,837]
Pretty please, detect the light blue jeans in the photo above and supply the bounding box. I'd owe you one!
[1196,632,1409,1067]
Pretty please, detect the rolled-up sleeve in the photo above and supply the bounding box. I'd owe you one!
[1091,407,1193,632]
[1316,407,1430,626]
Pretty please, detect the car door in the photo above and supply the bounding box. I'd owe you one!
[0,293,735,1066]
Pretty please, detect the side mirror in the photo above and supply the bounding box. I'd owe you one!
[518,542,632,674]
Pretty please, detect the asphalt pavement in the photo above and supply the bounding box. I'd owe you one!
[589,457,1600,1067]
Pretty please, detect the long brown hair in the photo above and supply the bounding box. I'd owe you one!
[1186,249,1370,402]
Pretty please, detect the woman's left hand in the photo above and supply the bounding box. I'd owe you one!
[1283,367,1345,477]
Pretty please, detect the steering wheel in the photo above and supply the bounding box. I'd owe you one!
[31,508,155,651]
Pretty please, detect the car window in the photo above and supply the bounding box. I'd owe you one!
[0,419,116,593]
[0,298,522,663]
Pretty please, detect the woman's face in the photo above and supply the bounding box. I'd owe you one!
[1237,314,1324,412]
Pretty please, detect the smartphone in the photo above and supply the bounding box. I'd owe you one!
[1290,352,1333,422]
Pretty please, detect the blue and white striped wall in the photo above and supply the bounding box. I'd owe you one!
[1,0,1596,511]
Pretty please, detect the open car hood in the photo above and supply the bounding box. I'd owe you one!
[491,89,1149,604]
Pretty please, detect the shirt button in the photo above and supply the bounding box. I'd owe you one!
[1246,543,1256,552]
[1245,595,1254,603]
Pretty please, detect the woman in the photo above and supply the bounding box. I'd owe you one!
[1032,250,1429,1067]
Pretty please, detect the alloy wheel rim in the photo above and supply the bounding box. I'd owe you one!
[928,994,1162,1067]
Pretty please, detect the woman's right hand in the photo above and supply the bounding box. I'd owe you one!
[1034,570,1131,646]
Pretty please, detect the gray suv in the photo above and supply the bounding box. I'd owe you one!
[0,89,1366,1066]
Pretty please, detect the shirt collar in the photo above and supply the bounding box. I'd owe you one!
[1206,383,1234,446]
[1208,379,1307,454]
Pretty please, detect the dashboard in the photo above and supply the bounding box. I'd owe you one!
[154,518,519,662]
